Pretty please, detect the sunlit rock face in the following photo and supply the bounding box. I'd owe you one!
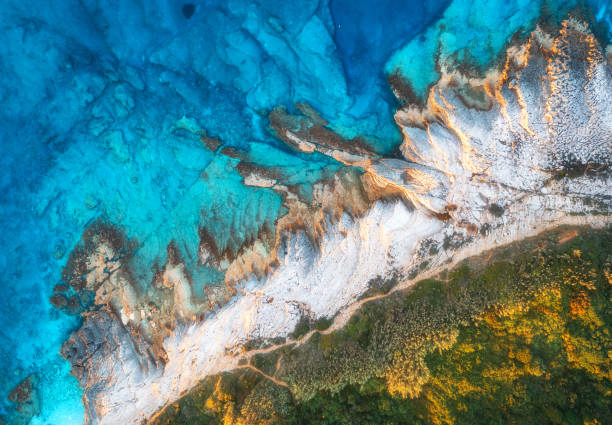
[388,19,612,220]
[54,17,612,425]
[0,0,610,424]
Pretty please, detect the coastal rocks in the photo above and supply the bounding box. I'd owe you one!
[56,223,211,369]
[62,220,135,295]
[283,17,612,224]
[268,106,377,165]
[50,220,134,317]
[4,375,40,425]
[391,18,612,220]
[61,309,161,423]
[58,17,611,425]
[224,164,412,285]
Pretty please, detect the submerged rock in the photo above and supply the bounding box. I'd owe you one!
[6,375,40,425]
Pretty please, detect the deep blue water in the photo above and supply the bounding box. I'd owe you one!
[0,0,610,423]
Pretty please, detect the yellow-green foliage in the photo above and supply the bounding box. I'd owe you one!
[150,370,296,425]
[150,226,612,425]
[419,253,611,424]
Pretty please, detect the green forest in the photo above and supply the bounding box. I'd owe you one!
[150,226,612,425]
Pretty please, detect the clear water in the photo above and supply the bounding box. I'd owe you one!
[0,0,609,423]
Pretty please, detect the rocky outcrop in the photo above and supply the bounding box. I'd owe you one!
[61,310,161,423]
[4,375,40,425]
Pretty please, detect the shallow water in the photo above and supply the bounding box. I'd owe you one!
[0,0,609,423]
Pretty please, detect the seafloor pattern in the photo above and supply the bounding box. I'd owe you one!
[0,1,611,424]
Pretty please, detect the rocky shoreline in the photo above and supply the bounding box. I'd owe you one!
[56,17,611,425]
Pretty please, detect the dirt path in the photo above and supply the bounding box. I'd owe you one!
[235,364,289,388]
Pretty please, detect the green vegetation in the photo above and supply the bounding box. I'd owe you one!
[289,315,334,340]
[314,317,333,332]
[290,316,312,340]
[359,275,399,300]
[149,369,296,425]
[150,226,612,425]
[251,352,279,377]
